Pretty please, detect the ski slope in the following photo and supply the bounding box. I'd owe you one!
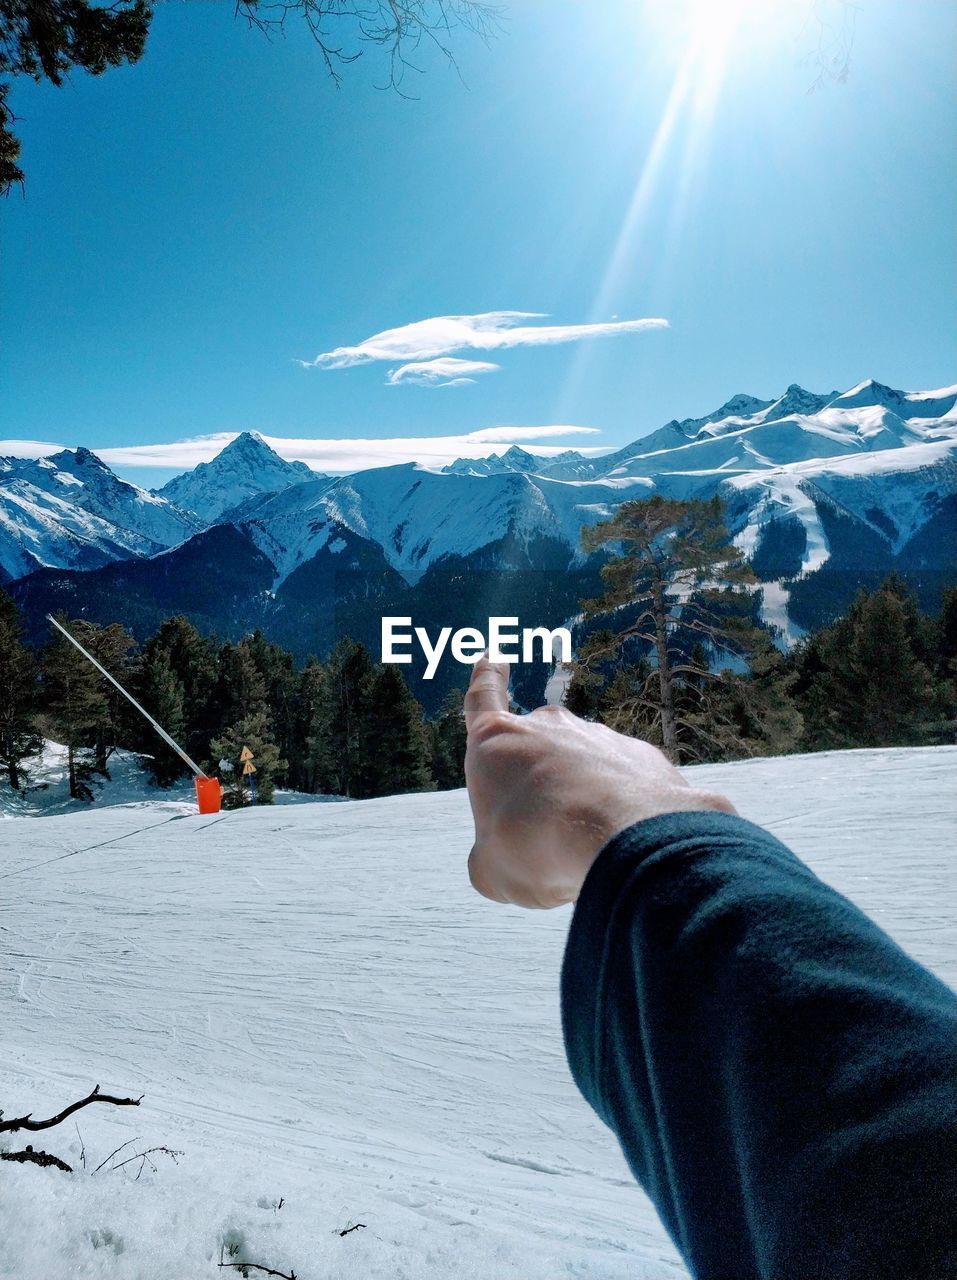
[1,747,955,1279]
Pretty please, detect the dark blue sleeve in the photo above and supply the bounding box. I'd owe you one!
[560,810,957,1280]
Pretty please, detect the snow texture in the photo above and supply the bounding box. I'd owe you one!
[1,746,954,1279]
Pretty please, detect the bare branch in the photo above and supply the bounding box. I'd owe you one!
[0,1085,143,1134]
[234,1,499,94]
[111,1145,183,1178]
[74,1122,86,1171]
[93,1136,141,1174]
[218,1242,298,1280]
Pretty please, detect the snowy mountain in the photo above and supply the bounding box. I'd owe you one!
[441,445,586,477]
[224,379,955,587]
[541,379,956,482]
[6,379,956,693]
[1,746,953,1278]
[0,447,200,582]
[156,431,315,523]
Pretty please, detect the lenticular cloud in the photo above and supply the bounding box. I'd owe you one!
[304,310,669,369]
[386,357,501,387]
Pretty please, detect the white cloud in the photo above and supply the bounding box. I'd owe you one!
[2,425,607,476]
[303,310,669,369]
[0,439,67,458]
[386,357,501,387]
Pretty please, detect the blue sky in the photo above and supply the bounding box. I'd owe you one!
[2,0,955,485]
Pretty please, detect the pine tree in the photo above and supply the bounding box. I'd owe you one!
[290,657,328,793]
[140,616,217,764]
[210,711,286,807]
[430,688,467,790]
[40,615,104,800]
[934,587,957,741]
[796,581,933,748]
[596,657,660,742]
[0,590,41,791]
[211,638,269,738]
[687,636,803,760]
[365,664,433,797]
[244,629,300,780]
[580,496,763,761]
[313,639,377,798]
[137,650,187,786]
[82,622,137,774]
[844,589,932,746]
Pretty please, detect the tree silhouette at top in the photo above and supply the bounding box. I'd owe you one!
[1,0,495,193]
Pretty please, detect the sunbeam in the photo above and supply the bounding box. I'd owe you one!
[555,0,808,420]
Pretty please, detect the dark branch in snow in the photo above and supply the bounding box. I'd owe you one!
[1,1145,73,1172]
[218,1248,298,1280]
[0,1084,143,1134]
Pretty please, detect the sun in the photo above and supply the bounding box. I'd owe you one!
[558,0,814,415]
[644,0,794,66]
[679,0,776,45]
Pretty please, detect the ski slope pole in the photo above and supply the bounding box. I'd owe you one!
[46,614,207,779]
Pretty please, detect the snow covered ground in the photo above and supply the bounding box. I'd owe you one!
[1,747,954,1279]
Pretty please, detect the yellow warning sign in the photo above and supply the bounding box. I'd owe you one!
[239,746,254,762]
[242,760,257,775]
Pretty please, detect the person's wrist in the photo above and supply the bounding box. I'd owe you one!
[585,787,737,858]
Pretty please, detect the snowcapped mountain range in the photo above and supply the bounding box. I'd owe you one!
[4,379,956,694]
[226,378,956,589]
[0,447,200,581]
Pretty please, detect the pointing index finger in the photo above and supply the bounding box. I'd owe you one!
[465,655,511,731]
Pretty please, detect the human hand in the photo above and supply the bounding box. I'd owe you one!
[464,658,736,908]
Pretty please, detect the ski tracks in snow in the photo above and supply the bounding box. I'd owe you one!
[0,748,953,1279]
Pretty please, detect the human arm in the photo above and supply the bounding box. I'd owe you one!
[464,659,957,1278]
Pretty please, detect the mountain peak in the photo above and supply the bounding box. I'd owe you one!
[229,430,266,447]
[716,392,772,418]
[157,432,315,524]
[48,445,110,472]
[829,379,907,411]
[763,384,838,421]
[73,445,102,465]
[500,445,541,471]
[669,392,773,439]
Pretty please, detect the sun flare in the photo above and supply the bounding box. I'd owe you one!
[679,0,776,45]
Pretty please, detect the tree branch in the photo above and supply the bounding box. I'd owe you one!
[218,1243,298,1280]
[0,1085,143,1134]
[0,1145,72,1172]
